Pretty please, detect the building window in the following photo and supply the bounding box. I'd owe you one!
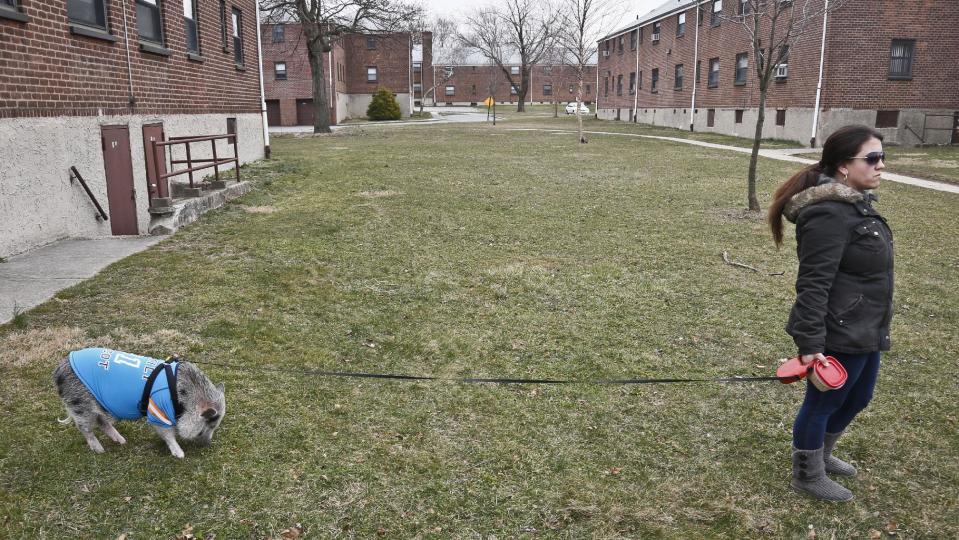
[445,85,455,96]
[367,36,377,49]
[708,58,719,88]
[629,72,636,94]
[413,61,422,73]
[651,68,659,93]
[738,0,750,16]
[367,66,378,82]
[735,109,744,123]
[674,64,683,89]
[184,0,199,54]
[638,71,642,89]
[226,117,237,145]
[511,85,518,95]
[413,83,422,94]
[630,29,637,50]
[136,0,164,45]
[67,0,108,30]
[652,21,661,42]
[272,24,285,43]
[712,0,722,26]
[617,74,623,95]
[775,45,789,80]
[707,108,715,127]
[604,76,609,96]
[232,8,243,66]
[696,60,701,82]
[274,62,287,80]
[889,39,915,79]
[585,84,591,95]
[618,35,624,53]
[876,110,899,128]
[677,13,685,36]
[543,65,552,75]
[511,66,520,76]
[219,0,227,50]
[735,53,748,85]
[543,84,552,96]
[776,109,786,126]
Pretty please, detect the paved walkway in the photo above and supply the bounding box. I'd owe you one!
[269,106,499,134]
[0,237,163,325]
[506,128,959,194]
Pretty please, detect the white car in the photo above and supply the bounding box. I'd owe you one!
[565,102,590,115]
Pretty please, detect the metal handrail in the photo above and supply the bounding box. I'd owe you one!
[152,133,239,189]
[69,166,109,221]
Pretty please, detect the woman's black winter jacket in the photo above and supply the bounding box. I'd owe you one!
[783,176,894,355]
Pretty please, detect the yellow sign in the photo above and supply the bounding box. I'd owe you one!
[483,96,495,107]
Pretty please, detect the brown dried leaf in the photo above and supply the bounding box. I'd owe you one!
[868,529,882,539]
[280,524,303,539]
[886,521,899,535]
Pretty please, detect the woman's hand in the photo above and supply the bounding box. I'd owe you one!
[800,352,826,366]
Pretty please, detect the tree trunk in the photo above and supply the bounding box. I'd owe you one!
[577,76,585,144]
[747,81,767,211]
[307,38,332,134]
[516,69,528,112]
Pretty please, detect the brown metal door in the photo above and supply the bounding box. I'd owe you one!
[266,100,281,126]
[101,125,138,235]
[142,123,167,200]
[296,99,314,126]
[953,112,959,144]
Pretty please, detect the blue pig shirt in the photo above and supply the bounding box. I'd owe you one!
[69,348,179,427]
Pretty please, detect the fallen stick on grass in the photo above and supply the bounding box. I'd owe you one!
[722,251,785,276]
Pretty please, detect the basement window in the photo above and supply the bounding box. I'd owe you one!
[875,110,899,128]
[776,109,786,126]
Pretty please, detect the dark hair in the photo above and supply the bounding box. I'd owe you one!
[767,125,884,246]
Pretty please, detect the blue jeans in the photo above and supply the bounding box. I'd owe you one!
[792,351,881,450]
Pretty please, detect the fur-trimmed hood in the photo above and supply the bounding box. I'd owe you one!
[783,174,872,223]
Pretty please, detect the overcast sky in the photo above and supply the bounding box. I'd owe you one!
[420,0,668,34]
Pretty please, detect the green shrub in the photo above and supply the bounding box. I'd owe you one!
[367,87,402,121]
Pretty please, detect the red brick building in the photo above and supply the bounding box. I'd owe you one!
[428,63,597,107]
[261,23,430,125]
[597,0,959,146]
[0,0,267,257]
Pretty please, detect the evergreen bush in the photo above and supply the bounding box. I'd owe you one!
[367,87,402,121]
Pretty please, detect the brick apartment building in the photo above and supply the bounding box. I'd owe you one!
[428,63,597,107]
[0,0,267,258]
[596,0,959,146]
[261,23,431,125]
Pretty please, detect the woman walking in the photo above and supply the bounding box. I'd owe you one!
[768,125,894,501]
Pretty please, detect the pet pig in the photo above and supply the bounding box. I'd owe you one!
[54,348,226,458]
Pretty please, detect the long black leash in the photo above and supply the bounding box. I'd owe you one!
[192,360,787,386]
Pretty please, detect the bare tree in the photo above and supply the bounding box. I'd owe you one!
[724,0,846,210]
[460,0,562,113]
[261,0,422,133]
[556,0,621,142]
[420,17,469,113]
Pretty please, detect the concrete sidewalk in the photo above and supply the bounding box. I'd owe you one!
[507,128,959,194]
[0,237,163,326]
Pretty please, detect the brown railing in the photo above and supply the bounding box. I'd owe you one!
[69,166,109,221]
[151,134,239,193]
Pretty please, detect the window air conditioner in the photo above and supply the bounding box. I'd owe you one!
[775,63,788,78]
[651,33,660,42]
[602,50,610,57]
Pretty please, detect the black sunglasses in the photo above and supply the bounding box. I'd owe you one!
[849,151,886,166]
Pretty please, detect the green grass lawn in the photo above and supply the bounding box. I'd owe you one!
[2,121,957,538]
[798,145,959,185]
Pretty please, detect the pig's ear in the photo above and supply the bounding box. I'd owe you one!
[202,407,218,420]
[216,382,225,393]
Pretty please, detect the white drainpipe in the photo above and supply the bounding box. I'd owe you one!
[810,0,830,148]
[632,29,640,121]
[254,0,270,157]
[689,1,701,131]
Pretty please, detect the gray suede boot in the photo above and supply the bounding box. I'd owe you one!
[823,431,857,477]
[791,447,853,501]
